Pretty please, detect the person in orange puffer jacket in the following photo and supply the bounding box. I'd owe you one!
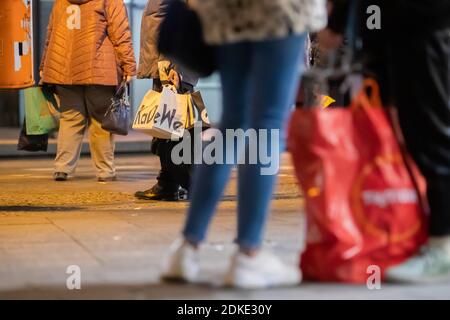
[40,0,136,182]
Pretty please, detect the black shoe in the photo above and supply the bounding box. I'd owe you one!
[54,172,68,181]
[135,184,184,201]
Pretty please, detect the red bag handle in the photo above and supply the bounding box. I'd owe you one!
[351,78,383,110]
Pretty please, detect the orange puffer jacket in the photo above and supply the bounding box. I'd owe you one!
[40,0,136,86]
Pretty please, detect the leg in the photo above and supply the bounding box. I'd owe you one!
[54,85,87,175]
[163,38,305,288]
[386,27,450,282]
[182,42,253,244]
[136,78,182,200]
[156,139,181,190]
[393,29,450,237]
[237,35,306,249]
[154,78,179,191]
[84,85,116,179]
[163,82,196,191]
[161,139,192,191]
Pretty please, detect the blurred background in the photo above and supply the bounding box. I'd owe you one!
[0,0,223,129]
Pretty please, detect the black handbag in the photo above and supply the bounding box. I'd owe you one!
[17,119,49,152]
[101,81,130,136]
[158,0,217,78]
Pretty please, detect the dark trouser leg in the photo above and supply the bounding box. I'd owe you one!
[155,138,180,191]
[153,80,195,191]
[151,78,179,191]
[392,28,450,236]
[162,139,193,191]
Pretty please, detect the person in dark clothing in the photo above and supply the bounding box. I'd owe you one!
[135,0,198,201]
[318,0,450,282]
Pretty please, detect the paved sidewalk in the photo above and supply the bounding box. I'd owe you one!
[0,154,449,299]
[0,127,152,157]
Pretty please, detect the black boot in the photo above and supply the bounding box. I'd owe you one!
[135,183,186,201]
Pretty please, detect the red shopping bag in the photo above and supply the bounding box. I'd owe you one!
[288,78,428,283]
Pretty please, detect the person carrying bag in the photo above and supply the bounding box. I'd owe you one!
[133,0,208,201]
[39,0,136,182]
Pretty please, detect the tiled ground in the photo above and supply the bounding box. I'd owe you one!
[0,154,448,299]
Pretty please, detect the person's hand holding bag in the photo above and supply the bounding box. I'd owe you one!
[168,69,180,90]
[158,60,180,90]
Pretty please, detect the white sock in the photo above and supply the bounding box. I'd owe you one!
[429,236,450,257]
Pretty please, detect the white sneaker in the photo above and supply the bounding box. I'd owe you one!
[224,250,302,289]
[385,244,450,283]
[161,239,200,282]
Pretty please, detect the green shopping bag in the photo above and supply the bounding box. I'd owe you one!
[24,86,60,135]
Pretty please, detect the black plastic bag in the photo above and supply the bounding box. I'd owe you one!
[17,119,48,152]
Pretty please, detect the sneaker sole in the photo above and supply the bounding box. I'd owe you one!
[385,273,450,284]
[225,272,302,289]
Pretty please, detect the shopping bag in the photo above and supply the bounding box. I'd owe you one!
[186,91,211,129]
[288,78,428,283]
[102,81,130,136]
[132,89,161,136]
[24,86,59,135]
[17,119,48,152]
[133,87,189,139]
[133,87,209,138]
[152,86,190,139]
[133,86,188,139]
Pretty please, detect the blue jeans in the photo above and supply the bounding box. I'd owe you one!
[183,34,306,249]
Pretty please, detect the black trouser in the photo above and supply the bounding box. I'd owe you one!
[369,27,450,236]
[393,28,450,236]
[151,78,194,191]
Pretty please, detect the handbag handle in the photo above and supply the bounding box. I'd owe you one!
[351,78,383,110]
[114,79,129,99]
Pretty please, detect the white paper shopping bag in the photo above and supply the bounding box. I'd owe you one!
[132,89,163,136]
[152,86,190,139]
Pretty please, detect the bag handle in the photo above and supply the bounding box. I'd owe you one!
[115,79,129,99]
[351,78,383,110]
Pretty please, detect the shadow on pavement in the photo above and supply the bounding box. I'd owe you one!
[0,206,83,212]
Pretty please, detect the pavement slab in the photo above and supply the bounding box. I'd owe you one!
[0,154,449,299]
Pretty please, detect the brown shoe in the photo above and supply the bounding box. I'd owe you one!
[54,172,68,181]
